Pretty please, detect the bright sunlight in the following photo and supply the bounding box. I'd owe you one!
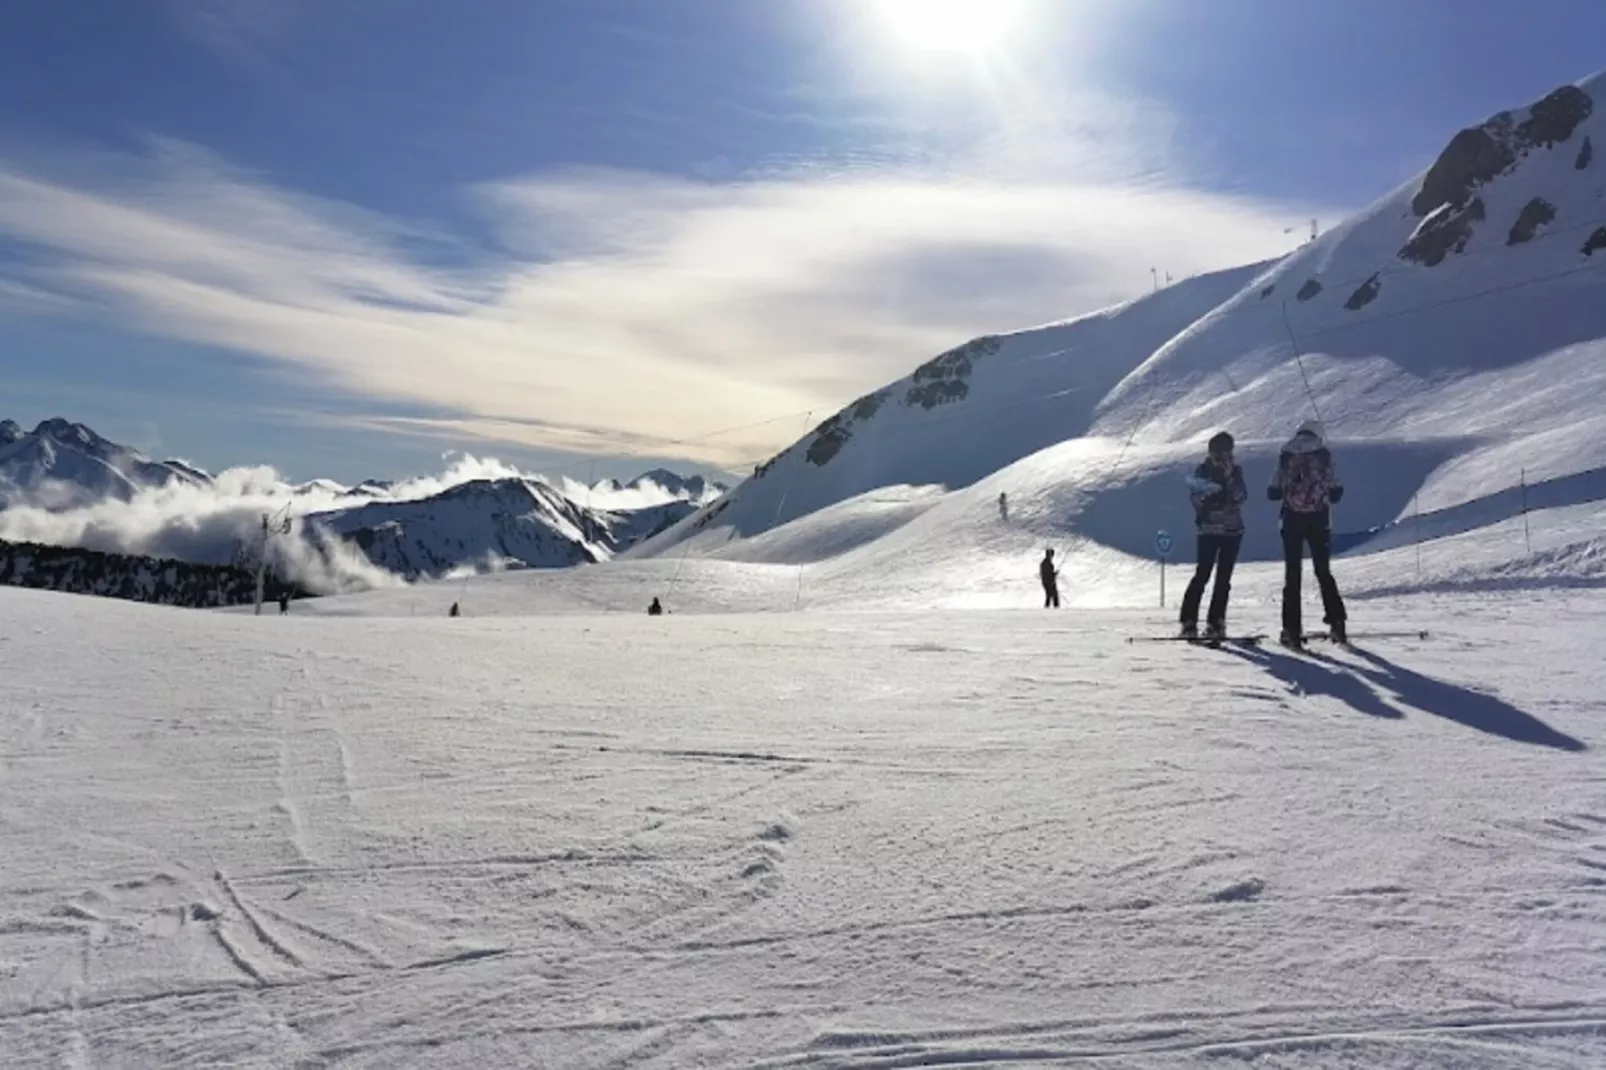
[874,0,1031,55]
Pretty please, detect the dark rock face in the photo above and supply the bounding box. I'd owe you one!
[1519,85,1593,148]
[1399,197,1486,267]
[1411,84,1594,218]
[1412,125,1515,217]
[1578,136,1595,170]
[904,335,1001,411]
[1296,279,1323,302]
[1507,197,1557,245]
[1583,227,1606,257]
[804,388,891,467]
[805,415,853,466]
[1344,274,1381,311]
[1260,284,1276,300]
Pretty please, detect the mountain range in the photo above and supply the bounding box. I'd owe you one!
[7,73,1606,605]
[0,417,726,582]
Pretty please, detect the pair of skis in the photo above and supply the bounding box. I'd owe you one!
[1127,629,1429,649]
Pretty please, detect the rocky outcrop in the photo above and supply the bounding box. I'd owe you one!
[1399,197,1486,267]
[1411,84,1594,218]
[1583,227,1606,258]
[1296,279,1323,302]
[805,389,891,467]
[1507,197,1557,245]
[1344,274,1381,311]
[1412,124,1516,217]
[1519,85,1594,147]
[1260,284,1276,300]
[904,335,1001,410]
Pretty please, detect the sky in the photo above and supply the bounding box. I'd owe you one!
[1,0,1603,484]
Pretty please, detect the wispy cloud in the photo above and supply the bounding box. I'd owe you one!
[0,131,1339,467]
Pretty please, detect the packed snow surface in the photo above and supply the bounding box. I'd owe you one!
[2,570,1602,1067]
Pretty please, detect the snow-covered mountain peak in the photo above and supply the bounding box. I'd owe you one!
[31,416,119,454]
[634,72,1606,597]
[625,468,726,503]
[1,415,214,509]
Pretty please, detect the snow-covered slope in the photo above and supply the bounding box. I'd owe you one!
[639,74,1606,592]
[636,259,1271,557]
[3,582,1602,1066]
[0,417,212,509]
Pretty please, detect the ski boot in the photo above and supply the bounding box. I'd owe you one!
[1279,630,1304,652]
[1179,622,1199,642]
[1203,621,1225,648]
[1328,621,1348,646]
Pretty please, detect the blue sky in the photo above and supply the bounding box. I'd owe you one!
[1,0,1602,483]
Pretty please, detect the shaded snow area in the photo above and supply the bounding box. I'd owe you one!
[2,583,1603,1067]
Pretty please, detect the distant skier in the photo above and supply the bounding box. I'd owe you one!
[1179,431,1248,642]
[998,491,1009,524]
[278,593,289,615]
[1039,549,1060,608]
[1268,421,1347,647]
[449,601,460,618]
[648,596,665,616]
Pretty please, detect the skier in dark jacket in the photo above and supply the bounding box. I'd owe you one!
[1268,421,1347,647]
[1180,431,1247,641]
[647,596,664,616]
[1039,549,1059,608]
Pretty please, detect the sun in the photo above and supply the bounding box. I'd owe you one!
[875,0,1029,55]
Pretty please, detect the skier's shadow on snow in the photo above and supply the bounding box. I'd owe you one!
[1342,646,1586,752]
[1226,644,1586,752]
[1225,645,1402,722]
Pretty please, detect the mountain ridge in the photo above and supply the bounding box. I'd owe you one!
[0,416,728,586]
[633,71,1606,593]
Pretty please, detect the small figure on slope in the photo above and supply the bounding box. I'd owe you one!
[1267,421,1347,648]
[1040,549,1060,608]
[1180,431,1247,643]
[647,596,665,616]
[278,593,289,615]
[449,601,460,618]
[998,491,1009,524]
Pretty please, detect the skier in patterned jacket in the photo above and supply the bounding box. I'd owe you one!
[1180,431,1248,641]
[1267,420,1347,648]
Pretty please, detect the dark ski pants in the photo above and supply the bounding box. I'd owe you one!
[1281,520,1345,637]
[1180,533,1242,628]
[1043,583,1059,608]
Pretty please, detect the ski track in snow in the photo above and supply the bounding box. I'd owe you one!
[1,585,1604,1067]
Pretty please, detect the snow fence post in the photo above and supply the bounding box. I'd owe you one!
[1413,492,1422,580]
[1154,530,1174,608]
[1521,469,1531,555]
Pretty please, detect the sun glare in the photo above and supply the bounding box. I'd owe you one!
[875,0,1029,55]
